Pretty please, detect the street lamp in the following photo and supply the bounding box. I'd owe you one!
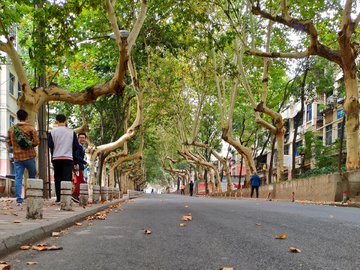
[109,30,131,39]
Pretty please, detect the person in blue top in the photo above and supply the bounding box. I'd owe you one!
[250,171,261,198]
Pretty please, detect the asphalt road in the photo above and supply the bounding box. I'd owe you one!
[3,194,360,270]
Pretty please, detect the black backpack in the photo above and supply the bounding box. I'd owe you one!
[14,124,33,150]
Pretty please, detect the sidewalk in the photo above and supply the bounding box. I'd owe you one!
[0,195,131,258]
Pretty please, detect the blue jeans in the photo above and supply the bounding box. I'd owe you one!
[13,157,36,203]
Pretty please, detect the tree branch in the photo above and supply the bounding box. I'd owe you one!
[127,0,148,54]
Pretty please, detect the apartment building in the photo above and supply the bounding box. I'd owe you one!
[0,27,22,176]
[226,91,348,185]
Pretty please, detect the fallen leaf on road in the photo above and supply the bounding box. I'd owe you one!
[220,268,233,270]
[290,247,301,253]
[144,230,151,234]
[185,206,188,208]
[2,212,11,215]
[13,220,21,223]
[113,204,118,208]
[233,210,236,212]
[52,232,60,237]
[75,222,82,226]
[255,223,261,226]
[37,243,47,247]
[12,213,19,216]
[32,246,47,251]
[9,207,13,209]
[88,223,93,226]
[82,206,87,209]
[330,215,333,218]
[47,245,63,250]
[45,205,49,207]
[20,246,31,250]
[275,234,286,239]
[0,264,11,269]
[51,202,55,206]
[26,262,37,265]
[114,210,118,213]
[182,216,193,221]
[180,223,186,226]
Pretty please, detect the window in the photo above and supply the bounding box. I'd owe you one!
[338,122,346,139]
[326,124,332,144]
[18,81,21,98]
[9,72,15,95]
[294,113,303,127]
[284,145,289,155]
[9,115,15,127]
[306,104,312,121]
[295,141,303,157]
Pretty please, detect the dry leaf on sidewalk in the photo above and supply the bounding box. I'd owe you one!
[32,246,47,251]
[0,263,11,269]
[20,246,31,250]
[26,262,37,265]
[144,230,151,234]
[185,206,188,208]
[180,224,186,226]
[88,223,93,226]
[37,243,47,247]
[47,245,63,250]
[233,210,236,212]
[182,216,193,221]
[75,222,82,226]
[52,232,60,237]
[220,268,233,270]
[290,247,301,253]
[275,234,286,239]
[13,220,21,223]
[330,215,333,218]
[255,223,261,226]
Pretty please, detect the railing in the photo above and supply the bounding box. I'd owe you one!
[128,190,144,198]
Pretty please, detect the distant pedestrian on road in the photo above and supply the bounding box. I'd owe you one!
[6,110,40,206]
[71,133,89,203]
[48,114,79,204]
[181,184,185,195]
[250,171,261,198]
[189,181,194,196]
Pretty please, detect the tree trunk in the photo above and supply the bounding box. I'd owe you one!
[268,135,276,183]
[275,132,285,182]
[343,75,359,169]
[338,116,346,170]
[238,156,243,189]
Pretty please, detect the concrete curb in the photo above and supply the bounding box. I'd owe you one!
[200,194,360,208]
[0,198,134,259]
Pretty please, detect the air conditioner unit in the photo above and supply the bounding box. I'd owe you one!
[327,96,337,104]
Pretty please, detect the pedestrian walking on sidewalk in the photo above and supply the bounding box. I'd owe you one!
[189,181,194,196]
[71,133,89,203]
[48,114,79,204]
[6,110,40,206]
[181,184,185,195]
[250,171,261,198]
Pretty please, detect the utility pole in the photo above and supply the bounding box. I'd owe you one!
[36,2,48,198]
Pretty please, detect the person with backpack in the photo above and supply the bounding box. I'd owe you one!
[48,114,79,204]
[6,110,40,206]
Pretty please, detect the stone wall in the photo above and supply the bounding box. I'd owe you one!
[200,170,360,202]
